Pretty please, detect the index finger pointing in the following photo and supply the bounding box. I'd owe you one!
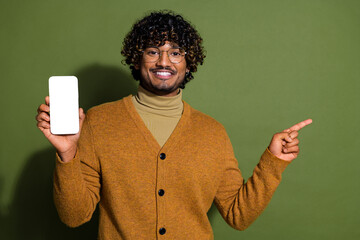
[287,119,313,131]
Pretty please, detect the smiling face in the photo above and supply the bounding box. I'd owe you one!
[136,41,188,97]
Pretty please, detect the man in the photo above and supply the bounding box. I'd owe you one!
[36,11,312,239]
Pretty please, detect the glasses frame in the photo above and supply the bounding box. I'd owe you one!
[141,46,187,64]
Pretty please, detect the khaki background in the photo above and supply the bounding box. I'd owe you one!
[1,0,359,239]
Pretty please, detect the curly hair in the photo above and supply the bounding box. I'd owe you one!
[121,10,205,89]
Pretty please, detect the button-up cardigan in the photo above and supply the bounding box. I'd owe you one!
[53,95,289,239]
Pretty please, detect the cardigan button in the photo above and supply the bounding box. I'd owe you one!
[159,227,166,235]
[159,153,166,160]
[158,189,165,196]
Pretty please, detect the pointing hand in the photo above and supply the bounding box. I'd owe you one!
[268,119,312,162]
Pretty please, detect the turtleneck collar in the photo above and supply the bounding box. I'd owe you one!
[132,85,183,117]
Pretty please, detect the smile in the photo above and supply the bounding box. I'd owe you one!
[152,70,175,79]
[155,71,172,76]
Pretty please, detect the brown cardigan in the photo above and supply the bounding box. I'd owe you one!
[53,95,289,240]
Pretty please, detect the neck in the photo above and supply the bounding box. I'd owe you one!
[133,85,183,116]
[131,85,184,147]
[139,83,180,97]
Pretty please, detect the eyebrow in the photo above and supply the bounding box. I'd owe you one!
[147,45,182,49]
[147,41,180,48]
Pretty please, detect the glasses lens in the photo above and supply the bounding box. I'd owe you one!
[168,48,185,63]
[143,47,185,63]
[144,48,160,62]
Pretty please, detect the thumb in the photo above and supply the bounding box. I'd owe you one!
[79,108,86,130]
[45,96,50,106]
[268,132,293,155]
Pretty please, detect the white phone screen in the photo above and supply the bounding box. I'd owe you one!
[49,76,79,134]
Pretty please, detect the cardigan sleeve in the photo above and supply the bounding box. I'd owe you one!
[53,112,101,227]
[214,133,290,230]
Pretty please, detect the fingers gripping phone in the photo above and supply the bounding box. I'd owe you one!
[49,76,79,134]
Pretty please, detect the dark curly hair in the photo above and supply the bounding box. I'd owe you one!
[121,10,205,89]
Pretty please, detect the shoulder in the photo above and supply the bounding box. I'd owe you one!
[85,95,132,122]
[186,102,227,135]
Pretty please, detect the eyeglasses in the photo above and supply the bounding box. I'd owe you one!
[142,46,186,64]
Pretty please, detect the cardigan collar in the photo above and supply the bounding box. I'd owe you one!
[132,85,183,117]
[124,94,191,152]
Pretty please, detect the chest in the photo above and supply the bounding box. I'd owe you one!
[94,125,225,205]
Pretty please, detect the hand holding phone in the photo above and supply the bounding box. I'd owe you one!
[36,76,85,162]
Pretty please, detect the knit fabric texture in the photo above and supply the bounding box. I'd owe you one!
[131,85,183,147]
[53,95,290,240]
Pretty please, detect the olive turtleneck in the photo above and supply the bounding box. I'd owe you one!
[131,85,183,147]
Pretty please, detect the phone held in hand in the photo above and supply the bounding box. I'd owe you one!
[49,76,79,135]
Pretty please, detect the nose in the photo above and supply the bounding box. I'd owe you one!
[156,51,172,67]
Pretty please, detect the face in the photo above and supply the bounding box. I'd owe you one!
[136,41,188,97]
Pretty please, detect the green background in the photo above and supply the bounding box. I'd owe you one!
[1,0,359,239]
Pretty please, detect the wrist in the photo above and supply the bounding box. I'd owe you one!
[58,147,77,163]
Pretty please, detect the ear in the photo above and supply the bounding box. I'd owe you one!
[134,64,140,70]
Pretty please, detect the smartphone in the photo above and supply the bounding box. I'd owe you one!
[49,76,79,135]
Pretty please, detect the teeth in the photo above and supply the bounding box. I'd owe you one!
[155,71,171,76]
